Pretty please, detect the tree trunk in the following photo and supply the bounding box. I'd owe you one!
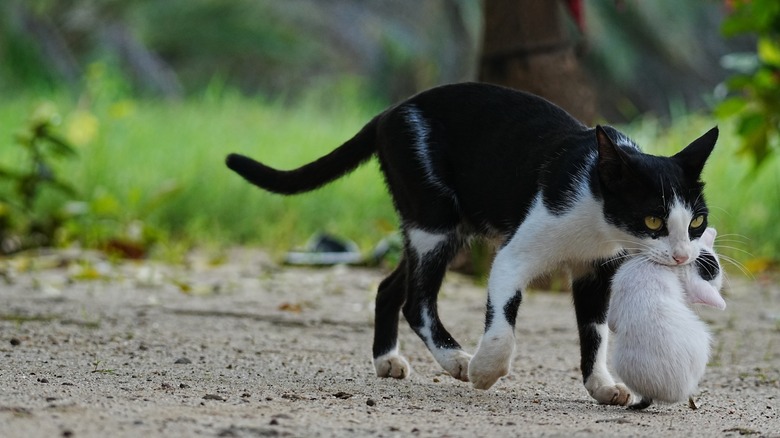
[459,0,591,289]
[479,0,595,124]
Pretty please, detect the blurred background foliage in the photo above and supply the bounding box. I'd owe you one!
[0,0,757,117]
[716,0,780,169]
[0,0,778,275]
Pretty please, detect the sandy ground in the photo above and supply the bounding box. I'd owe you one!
[1,248,779,438]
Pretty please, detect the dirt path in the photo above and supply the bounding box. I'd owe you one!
[1,248,779,437]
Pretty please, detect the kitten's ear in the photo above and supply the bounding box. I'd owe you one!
[700,227,717,249]
[673,126,718,179]
[596,125,630,188]
[687,277,727,310]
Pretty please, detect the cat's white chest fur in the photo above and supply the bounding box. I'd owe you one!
[500,193,627,269]
[608,257,712,404]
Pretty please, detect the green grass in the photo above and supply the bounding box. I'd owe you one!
[0,88,396,256]
[1,90,778,274]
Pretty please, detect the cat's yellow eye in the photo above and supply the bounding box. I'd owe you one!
[690,215,705,229]
[644,216,663,231]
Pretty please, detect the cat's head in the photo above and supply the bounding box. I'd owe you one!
[595,126,718,266]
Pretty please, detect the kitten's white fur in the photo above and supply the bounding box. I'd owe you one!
[608,227,723,404]
[683,228,726,309]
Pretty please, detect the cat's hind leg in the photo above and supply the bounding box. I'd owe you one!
[373,257,411,379]
[401,228,471,381]
[375,110,470,380]
[572,261,633,406]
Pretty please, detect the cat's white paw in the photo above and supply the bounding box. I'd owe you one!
[437,349,472,382]
[374,352,411,379]
[468,328,515,389]
[584,364,633,405]
[589,383,633,406]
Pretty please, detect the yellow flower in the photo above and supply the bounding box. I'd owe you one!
[66,110,100,146]
[108,100,136,120]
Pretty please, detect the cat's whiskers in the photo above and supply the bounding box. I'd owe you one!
[713,235,752,270]
[604,239,655,252]
[714,239,750,245]
[715,253,753,279]
[713,243,755,279]
[605,239,673,265]
[697,258,720,279]
[713,244,753,257]
[634,254,655,265]
[660,176,667,209]
[706,204,732,216]
[601,252,635,267]
[715,232,750,239]
[714,234,751,248]
[602,250,659,267]
[691,191,706,214]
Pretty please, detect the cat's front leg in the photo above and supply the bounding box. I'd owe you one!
[468,246,527,390]
[580,323,632,405]
[468,306,518,389]
[573,263,633,406]
[373,346,411,379]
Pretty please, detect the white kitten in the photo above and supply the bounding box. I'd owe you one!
[608,227,724,409]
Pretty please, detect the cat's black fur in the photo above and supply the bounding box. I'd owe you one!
[226,82,717,402]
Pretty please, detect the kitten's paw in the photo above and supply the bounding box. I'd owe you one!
[374,352,411,379]
[589,383,633,406]
[437,349,472,382]
[468,328,515,390]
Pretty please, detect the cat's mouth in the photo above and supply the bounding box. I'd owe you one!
[631,250,696,267]
[652,253,697,267]
[672,254,691,265]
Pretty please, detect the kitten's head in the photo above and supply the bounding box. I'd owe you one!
[595,126,718,266]
[685,227,726,309]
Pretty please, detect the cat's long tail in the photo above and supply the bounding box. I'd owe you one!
[225,115,379,195]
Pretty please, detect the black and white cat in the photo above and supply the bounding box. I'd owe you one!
[609,227,725,410]
[226,82,718,405]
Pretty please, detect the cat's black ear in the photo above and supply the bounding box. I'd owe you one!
[596,125,631,189]
[673,126,718,179]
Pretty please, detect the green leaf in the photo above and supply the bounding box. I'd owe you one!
[139,180,183,217]
[0,166,22,180]
[91,191,121,217]
[46,179,79,197]
[737,120,771,169]
[737,112,765,136]
[725,74,753,90]
[715,97,748,118]
[41,131,78,157]
[758,38,780,66]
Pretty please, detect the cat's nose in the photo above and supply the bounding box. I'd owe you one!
[673,255,689,265]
